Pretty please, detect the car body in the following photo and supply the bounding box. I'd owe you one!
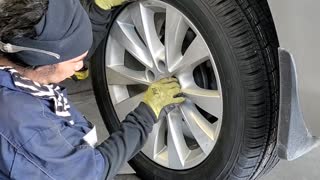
[267,0,320,160]
[268,0,320,135]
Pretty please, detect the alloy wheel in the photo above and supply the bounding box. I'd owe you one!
[105,0,223,170]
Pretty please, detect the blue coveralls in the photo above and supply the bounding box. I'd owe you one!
[0,70,156,180]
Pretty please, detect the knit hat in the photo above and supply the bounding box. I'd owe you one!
[0,0,93,66]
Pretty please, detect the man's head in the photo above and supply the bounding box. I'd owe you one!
[0,0,92,84]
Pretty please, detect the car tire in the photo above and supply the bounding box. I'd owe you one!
[91,0,280,179]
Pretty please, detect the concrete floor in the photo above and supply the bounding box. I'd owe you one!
[63,78,320,180]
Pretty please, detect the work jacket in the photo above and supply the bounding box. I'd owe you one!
[0,69,156,180]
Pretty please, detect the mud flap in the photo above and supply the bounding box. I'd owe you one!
[277,48,320,161]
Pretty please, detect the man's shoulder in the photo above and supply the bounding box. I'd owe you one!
[0,87,54,148]
[0,86,43,113]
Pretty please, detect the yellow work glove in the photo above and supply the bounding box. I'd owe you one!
[143,78,185,120]
[68,66,89,81]
[95,0,127,10]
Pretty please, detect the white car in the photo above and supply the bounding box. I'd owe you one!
[90,0,320,179]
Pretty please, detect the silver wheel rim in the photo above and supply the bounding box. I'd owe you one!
[105,0,223,170]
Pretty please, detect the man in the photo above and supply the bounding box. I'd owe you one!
[0,0,185,179]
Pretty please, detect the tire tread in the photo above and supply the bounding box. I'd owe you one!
[205,0,280,179]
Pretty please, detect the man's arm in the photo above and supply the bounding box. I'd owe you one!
[96,77,185,179]
[80,0,121,60]
[96,102,156,179]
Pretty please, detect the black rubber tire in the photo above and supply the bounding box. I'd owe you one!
[91,0,280,179]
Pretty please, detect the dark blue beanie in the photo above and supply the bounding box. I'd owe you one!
[7,0,93,66]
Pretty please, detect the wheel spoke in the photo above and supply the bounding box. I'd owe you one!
[142,119,167,160]
[167,109,191,168]
[180,102,216,155]
[107,65,151,85]
[165,6,189,73]
[170,36,210,73]
[129,4,165,63]
[111,20,154,69]
[182,83,222,119]
[114,93,144,121]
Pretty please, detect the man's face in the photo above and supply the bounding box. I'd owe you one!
[47,51,88,84]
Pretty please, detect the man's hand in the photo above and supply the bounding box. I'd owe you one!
[95,0,136,10]
[70,66,89,81]
[143,78,185,120]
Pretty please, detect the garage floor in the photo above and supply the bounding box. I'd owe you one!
[63,78,320,180]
